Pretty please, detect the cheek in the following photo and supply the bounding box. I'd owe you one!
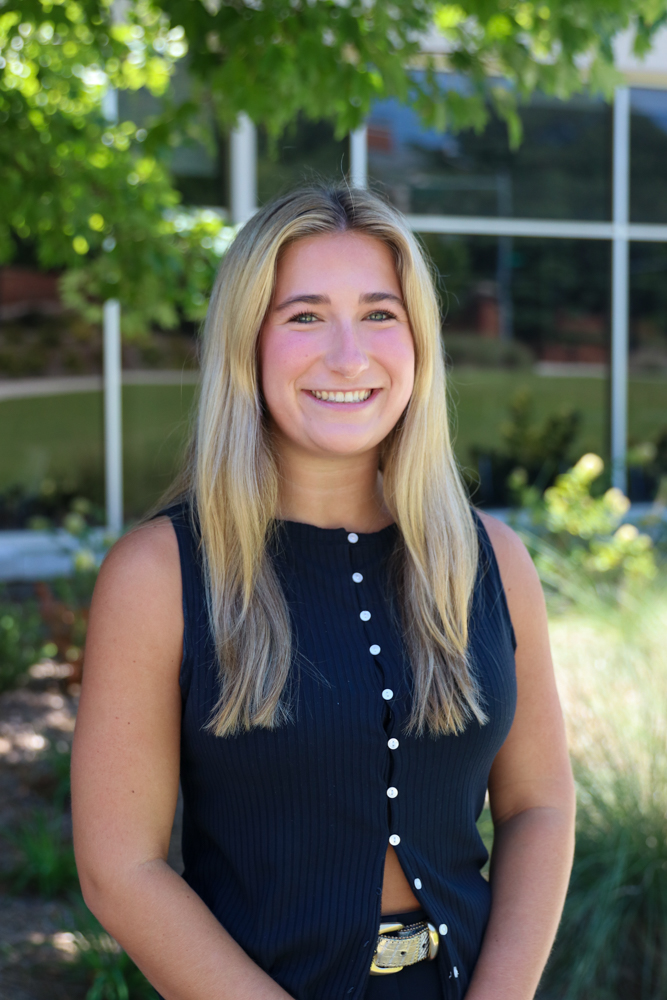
[376,331,416,397]
[259,327,316,410]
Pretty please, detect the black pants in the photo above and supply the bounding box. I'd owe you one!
[363,909,444,1000]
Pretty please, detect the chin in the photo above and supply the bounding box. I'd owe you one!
[308,434,382,456]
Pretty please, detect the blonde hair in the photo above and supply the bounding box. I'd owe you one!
[161,185,485,737]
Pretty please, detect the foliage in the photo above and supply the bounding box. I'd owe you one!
[0,477,105,530]
[515,453,658,599]
[4,807,80,897]
[2,0,667,335]
[0,587,44,690]
[31,496,113,681]
[468,388,581,505]
[0,0,230,336]
[160,0,667,142]
[627,426,667,504]
[39,738,73,811]
[57,206,231,338]
[60,902,155,1000]
[0,493,109,690]
[542,590,667,999]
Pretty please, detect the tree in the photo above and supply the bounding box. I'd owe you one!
[160,0,667,142]
[0,0,225,335]
[1,0,666,334]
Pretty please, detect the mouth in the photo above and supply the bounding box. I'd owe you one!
[307,389,375,403]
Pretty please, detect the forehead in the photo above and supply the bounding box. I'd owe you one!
[274,231,400,294]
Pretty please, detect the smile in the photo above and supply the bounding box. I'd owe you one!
[309,389,374,403]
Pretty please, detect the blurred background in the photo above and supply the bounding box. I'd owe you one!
[1,2,666,999]
[1,2,666,530]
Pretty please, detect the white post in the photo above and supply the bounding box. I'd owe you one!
[103,299,123,535]
[611,86,630,494]
[350,126,368,189]
[230,113,257,225]
[102,40,123,534]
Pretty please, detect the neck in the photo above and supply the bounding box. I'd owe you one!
[271,432,393,534]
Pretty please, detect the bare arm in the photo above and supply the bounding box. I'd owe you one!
[464,514,576,1000]
[71,518,292,1000]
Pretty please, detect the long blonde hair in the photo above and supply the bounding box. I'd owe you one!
[162,185,485,737]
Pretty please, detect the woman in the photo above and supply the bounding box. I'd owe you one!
[72,186,575,1000]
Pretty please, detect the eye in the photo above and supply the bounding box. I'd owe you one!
[288,311,319,324]
[366,310,396,322]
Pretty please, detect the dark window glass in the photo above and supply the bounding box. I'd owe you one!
[627,241,667,500]
[630,88,667,225]
[258,118,347,205]
[369,79,611,220]
[418,233,611,504]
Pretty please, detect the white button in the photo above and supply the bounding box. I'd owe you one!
[389,834,401,846]
[352,572,363,583]
[439,924,448,936]
[388,738,399,750]
[347,532,359,543]
[369,644,381,656]
[413,878,422,890]
[360,610,371,622]
[453,967,459,978]
[387,787,398,798]
[382,689,393,701]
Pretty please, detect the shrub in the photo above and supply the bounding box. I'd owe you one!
[467,389,582,506]
[0,590,44,691]
[512,454,659,610]
[5,807,79,898]
[0,480,105,530]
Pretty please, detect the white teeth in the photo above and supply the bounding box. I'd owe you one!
[310,389,373,402]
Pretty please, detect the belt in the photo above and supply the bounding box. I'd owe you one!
[370,919,439,975]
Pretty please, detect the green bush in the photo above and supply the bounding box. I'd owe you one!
[5,807,79,898]
[467,388,582,506]
[512,453,659,610]
[0,590,44,691]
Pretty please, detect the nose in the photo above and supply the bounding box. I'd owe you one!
[324,320,370,379]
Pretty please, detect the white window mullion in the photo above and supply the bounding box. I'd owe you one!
[350,126,368,189]
[103,298,123,535]
[611,86,631,493]
[230,113,258,225]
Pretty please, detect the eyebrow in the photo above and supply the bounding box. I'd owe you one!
[275,291,404,311]
[275,293,331,311]
[360,291,404,307]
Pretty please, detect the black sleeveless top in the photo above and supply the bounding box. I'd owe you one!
[161,502,517,1000]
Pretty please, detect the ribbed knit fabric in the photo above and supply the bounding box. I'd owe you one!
[159,502,517,1000]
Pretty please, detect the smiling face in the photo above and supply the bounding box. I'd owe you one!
[259,230,415,462]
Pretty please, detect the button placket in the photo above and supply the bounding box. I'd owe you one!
[346,532,405,864]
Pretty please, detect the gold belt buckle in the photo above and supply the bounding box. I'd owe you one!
[369,921,439,975]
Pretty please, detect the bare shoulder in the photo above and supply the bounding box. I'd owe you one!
[476,510,542,620]
[86,515,183,674]
[95,516,180,603]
